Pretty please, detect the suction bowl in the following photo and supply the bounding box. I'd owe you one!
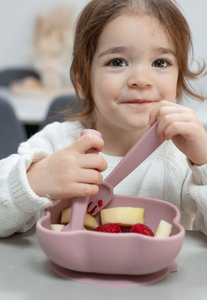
[36,195,185,276]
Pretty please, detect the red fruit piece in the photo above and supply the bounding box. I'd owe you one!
[98,200,103,207]
[95,223,121,233]
[130,223,154,236]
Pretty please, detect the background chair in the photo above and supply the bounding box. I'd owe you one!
[0,97,27,159]
[39,94,81,130]
[0,67,41,138]
[0,68,40,86]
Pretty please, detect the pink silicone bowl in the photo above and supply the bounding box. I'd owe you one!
[36,195,185,275]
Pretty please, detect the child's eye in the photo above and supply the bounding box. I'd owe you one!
[152,60,171,68]
[109,58,127,67]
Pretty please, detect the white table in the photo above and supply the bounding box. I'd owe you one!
[0,87,75,125]
[1,228,207,300]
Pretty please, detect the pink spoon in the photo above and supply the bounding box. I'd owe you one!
[87,121,161,215]
[61,129,102,232]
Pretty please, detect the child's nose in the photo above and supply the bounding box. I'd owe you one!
[127,66,153,89]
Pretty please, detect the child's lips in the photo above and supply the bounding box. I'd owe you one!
[121,99,153,104]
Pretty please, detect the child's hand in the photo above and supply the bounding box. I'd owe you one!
[27,133,107,200]
[149,100,207,165]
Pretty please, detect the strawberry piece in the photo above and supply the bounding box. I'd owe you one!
[130,223,154,236]
[98,200,103,207]
[95,223,121,233]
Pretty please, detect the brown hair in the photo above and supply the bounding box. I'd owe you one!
[69,0,206,124]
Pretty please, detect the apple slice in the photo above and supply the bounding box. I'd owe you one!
[100,207,145,227]
[60,207,99,230]
[155,220,172,238]
[61,207,72,225]
[84,214,99,230]
[51,224,65,232]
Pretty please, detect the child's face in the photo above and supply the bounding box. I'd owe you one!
[90,14,179,134]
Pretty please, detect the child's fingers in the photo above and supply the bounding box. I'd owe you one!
[157,112,196,142]
[27,135,107,199]
[67,182,100,198]
[158,120,194,142]
[148,100,181,125]
[67,168,104,186]
[70,133,105,154]
[40,157,106,200]
[53,169,104,199]
[148,100,207,165]
[149,101,196,141]
[63,136,107,172]
[78,152,107,172]
[163,121,207,165]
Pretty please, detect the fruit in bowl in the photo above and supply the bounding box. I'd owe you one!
[51,206,172,238]
[36,195,185,276]
[95,223,121,233]
[60,207,99,230]
[100,207,145,226]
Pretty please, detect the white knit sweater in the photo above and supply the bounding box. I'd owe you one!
[1,121,207,238]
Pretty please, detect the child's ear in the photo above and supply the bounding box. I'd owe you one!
[75,72,85,99]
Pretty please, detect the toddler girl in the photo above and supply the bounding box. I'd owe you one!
[1,0,207,238]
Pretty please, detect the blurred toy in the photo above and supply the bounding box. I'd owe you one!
[33,6,75,88]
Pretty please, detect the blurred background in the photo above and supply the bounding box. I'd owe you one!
[0,0,89,72]
[0,0,206,143]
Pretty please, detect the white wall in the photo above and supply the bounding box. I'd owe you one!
[0,0,206,69]
[0,0,206,126]
[177,0,207,101]
[0,0,206,68]
[0,0,90,69]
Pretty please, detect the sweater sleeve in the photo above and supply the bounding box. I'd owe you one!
[182,160,207,236]
[0,125,61,238]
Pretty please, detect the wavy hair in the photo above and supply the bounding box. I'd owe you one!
[68,0,206,124]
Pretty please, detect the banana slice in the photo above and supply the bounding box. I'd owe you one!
[60,207,99,230]
[155,220,172,238]
[101,207,145,227]
[51,224,65,232]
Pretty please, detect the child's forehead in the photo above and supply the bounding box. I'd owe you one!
[96,14,175,52]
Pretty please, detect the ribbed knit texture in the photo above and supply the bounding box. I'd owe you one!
[0,121,207,237]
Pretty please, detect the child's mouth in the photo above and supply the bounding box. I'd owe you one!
[123,99,152,105]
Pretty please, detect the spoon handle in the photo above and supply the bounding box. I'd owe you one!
[104,121,161,189]
[62,129,101,231]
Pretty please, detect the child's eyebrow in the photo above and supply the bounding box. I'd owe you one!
[98,46,126,58]
[98,46,176,58]
[154,47,176,57]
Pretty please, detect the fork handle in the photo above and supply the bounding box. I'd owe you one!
[104,121,161,189]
